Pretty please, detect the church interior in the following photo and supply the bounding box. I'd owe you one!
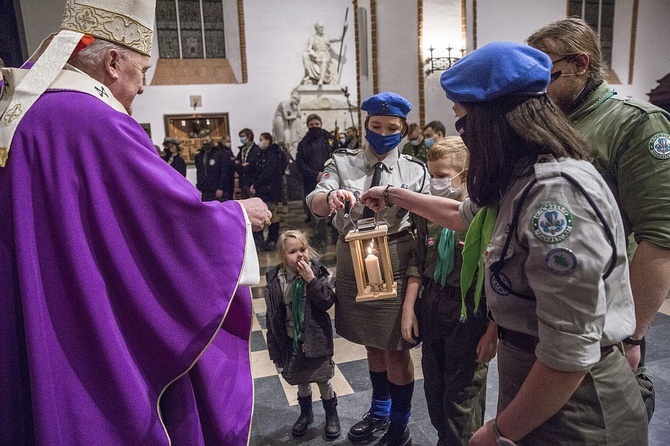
[2,0,670,444]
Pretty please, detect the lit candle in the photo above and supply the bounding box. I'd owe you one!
[365,247,383,286]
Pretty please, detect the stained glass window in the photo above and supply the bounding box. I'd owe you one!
[568,0,614,66]
[156,0,227,59]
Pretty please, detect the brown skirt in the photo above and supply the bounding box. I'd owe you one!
[497,341,648,445]
[334,234,414,350]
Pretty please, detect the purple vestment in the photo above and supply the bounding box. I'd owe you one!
[0,89,253,444]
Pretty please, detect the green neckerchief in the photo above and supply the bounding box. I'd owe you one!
[460,206,498,321]
[433,228,455,287]
[290,278,306,352]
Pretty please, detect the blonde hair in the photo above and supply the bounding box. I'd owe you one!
[278,230,319,269]
[427,136,469,171]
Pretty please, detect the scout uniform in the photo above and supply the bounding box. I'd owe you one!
[569,81,670,250]
[307,92,428,445]
[306,146,428,349]
[441,42,648,445]
[406,217,488,445]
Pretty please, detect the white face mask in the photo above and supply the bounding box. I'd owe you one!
[429,175,462,199]
[259,140,269,149]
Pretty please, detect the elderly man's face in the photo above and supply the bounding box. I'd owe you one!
[112,51,151,115]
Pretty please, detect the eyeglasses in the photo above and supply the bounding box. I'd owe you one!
[549,55,576,82]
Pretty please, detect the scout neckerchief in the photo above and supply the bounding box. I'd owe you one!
[433,228,455,287]
[460,206,498,321]
[290,277,306,351]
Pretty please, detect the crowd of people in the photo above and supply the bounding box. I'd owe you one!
[2,0,669,444]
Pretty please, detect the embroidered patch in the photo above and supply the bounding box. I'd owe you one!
[323,173,331,179]
[490,271,511,296]
[208,159,216,166]
[426,236,436,247]
[532,203,573,243]
[648,133,670,160]
[545,247,577,275]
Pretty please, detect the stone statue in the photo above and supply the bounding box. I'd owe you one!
[272,90,306,156]
[301,22,347,86]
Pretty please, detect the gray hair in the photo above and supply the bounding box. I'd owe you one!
[68,39,134,74]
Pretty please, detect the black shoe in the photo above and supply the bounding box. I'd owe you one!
[376,425,411,446]
[292,395,314,437]
[347,411,389,442]
[322,394,340,439]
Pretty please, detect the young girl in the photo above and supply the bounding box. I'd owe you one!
[402,137,498,445]
[264,230,340,439]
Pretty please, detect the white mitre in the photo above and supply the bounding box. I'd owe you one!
[0,0,156,167]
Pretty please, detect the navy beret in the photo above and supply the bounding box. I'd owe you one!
[440,41,552,102]
[361,92,412,119]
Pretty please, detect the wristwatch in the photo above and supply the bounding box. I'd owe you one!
[493,418,518,446]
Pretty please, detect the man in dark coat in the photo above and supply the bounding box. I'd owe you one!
[296,114,336,250]
[235,128,262,199]
[195,134,228,202]
[217,134,236,201]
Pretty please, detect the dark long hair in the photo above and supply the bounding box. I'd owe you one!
[463,95,589,206]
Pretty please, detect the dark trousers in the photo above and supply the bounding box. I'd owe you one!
[420,280,489,446]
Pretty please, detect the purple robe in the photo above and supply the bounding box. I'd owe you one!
[0,88,253,444]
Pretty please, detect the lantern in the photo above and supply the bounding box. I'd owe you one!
[344,222,397,302]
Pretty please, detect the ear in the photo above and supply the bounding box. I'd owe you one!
[105,49,122,80]
[573,53,590,76]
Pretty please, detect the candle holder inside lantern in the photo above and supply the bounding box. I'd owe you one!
[344,220,397,302]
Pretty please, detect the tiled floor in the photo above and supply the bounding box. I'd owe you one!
[249,205,670,445]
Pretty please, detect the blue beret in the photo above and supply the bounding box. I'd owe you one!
[440,41,552,102]
[361,92,412,119]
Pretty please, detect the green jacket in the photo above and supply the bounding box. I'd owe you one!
[406,214,467,289]
[402,141,429,162]
[569,81,670,248]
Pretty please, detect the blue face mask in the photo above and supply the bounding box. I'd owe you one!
[424,137,435,149]
[239,136,248,145]
[366,130,402,155]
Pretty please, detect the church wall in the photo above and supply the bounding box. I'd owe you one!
[14,0,670,183]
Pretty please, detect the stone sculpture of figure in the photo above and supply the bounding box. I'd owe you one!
[301,22,347,86]
[273,90,306,156]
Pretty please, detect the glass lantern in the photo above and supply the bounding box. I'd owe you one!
[344,223,397,302]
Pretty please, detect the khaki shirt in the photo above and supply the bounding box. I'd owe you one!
[306,147,429,235]
[470,155,635,372]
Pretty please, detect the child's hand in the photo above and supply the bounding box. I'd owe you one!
[476,322,498,363]
[296,259,315,282]
[401,304,419,345]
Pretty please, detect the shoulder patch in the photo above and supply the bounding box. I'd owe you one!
[531,203,573,243]
[545,247,578,275]
[648,132,670,160]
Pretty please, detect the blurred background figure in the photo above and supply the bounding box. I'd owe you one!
[162,137,186,177]
[251,132,285,251]
[195,134,227,201]
[401,123,428,162]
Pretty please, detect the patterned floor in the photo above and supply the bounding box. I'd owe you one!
[248,204,670,445]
